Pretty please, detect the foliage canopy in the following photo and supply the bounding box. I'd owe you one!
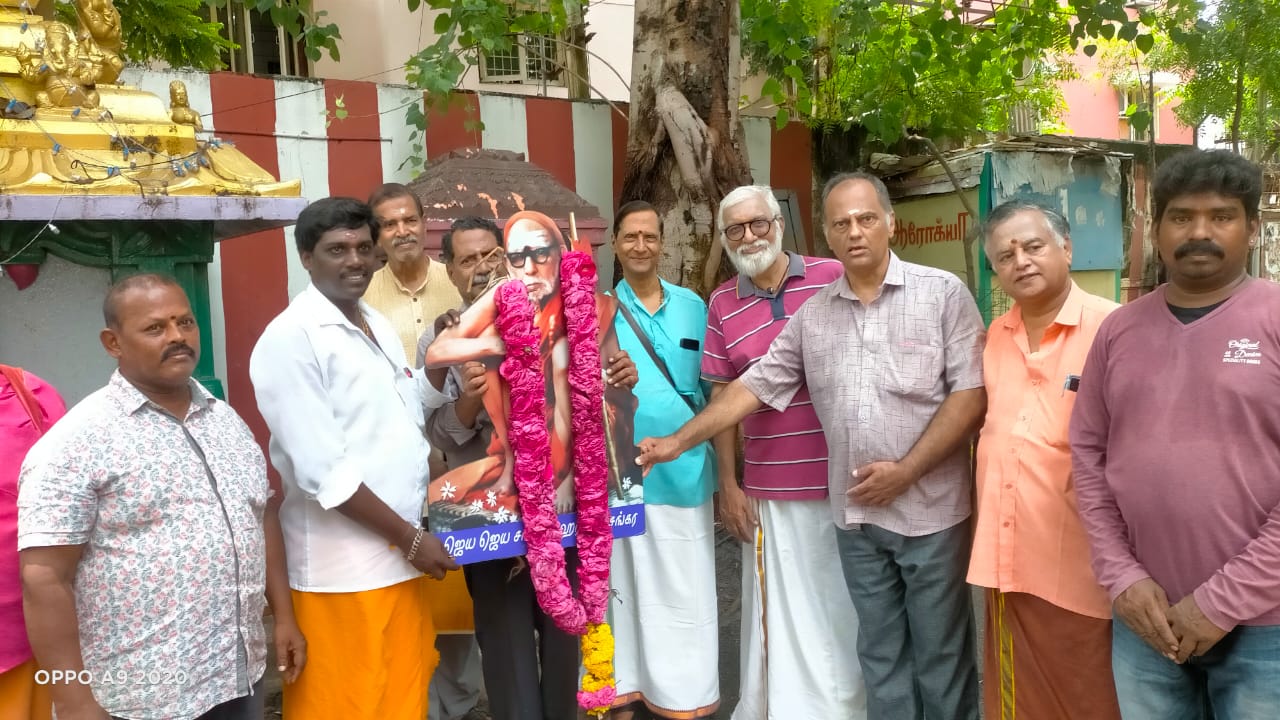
[1152,0,1280,157]
[53,0,341,72]
[739,0,1180,144]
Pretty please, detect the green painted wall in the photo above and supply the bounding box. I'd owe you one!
[0,220,225,398]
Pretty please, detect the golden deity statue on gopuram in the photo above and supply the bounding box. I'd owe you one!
[0,0,298,196]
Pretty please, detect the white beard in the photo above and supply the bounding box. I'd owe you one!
[727,238,782,278]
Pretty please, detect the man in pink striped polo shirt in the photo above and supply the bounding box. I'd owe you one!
[703,185,866,720]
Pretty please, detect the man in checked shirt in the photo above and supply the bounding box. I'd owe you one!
[639,172,986,720]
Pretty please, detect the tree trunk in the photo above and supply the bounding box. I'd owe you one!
[620,0,753,294]
[564,0,591,100]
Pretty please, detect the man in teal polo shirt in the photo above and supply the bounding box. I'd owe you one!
[607,200,719,720]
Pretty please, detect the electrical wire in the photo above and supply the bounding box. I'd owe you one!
[0,194,65,265]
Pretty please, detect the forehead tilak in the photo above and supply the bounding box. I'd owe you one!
[317,227,372,247]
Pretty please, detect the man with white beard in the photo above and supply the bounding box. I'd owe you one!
[702,186,867,719]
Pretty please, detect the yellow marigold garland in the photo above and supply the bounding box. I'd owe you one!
[580,622,616,716]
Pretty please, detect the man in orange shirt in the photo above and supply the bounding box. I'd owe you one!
[967,200,1121,719]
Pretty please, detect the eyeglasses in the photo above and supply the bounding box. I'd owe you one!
[457,245,505,271]
[723,217,778,242]
[506,245,558,268]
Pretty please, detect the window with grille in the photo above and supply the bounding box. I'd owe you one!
[209,1,309,77]
[480,33,565,85]
[1117,86,1157,142]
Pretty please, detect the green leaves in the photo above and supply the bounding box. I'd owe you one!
[1150,0,1280,154]
[323,93,347,128]
[399,0,586,105]
[739,0,1200,145]
[1126,107,1153,138]
[54,0,343,71]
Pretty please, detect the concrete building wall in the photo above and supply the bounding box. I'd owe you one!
[310,0,635,102]
[1058,47,1194,146]
[0,257,114,404]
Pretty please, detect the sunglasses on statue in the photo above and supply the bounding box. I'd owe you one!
[506,246,559,268]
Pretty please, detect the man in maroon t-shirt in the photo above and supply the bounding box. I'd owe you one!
[702,185,865,720]
[1071,149,1280,718]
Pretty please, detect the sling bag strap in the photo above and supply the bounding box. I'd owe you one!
[612,297,699,415]
[0,365,47,435]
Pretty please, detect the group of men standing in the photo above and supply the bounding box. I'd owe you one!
[637,148,1280,720]
[3,147,1280,720]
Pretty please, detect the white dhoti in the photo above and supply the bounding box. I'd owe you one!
[731,498,866,720]
[609,501,719,718]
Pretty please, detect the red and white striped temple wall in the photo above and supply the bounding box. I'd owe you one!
[0,68,815,448]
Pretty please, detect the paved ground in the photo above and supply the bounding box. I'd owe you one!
[712,528,744,719]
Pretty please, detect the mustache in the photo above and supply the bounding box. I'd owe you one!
[163,343,195,361]
[1174,239,1225,260]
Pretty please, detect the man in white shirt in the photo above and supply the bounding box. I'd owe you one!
[250,197,458,720]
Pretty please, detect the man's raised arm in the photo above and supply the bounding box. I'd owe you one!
[638,313,808,472]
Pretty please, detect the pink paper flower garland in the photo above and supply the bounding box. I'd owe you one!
[494,249,616,714]
[561,251,613,626]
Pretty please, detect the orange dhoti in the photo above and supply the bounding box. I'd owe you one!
[426,572,475,633]
[284,578,439,720]
[0,659,51,720]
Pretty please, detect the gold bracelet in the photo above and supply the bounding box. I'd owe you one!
[405,528,425,562]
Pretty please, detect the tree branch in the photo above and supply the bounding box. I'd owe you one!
[655,84,720,292]
[908,131,979,295]
[554,37,632,94]
[511,38,629,120]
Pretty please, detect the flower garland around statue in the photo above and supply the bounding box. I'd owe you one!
[493,249,616,716]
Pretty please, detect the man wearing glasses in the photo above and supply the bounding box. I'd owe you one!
[505,215,561,305]
[419,216,584,720]
[424,211,639,510]
[702,186,865,720]
[400,217,506,720]
[639,172,986,720]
